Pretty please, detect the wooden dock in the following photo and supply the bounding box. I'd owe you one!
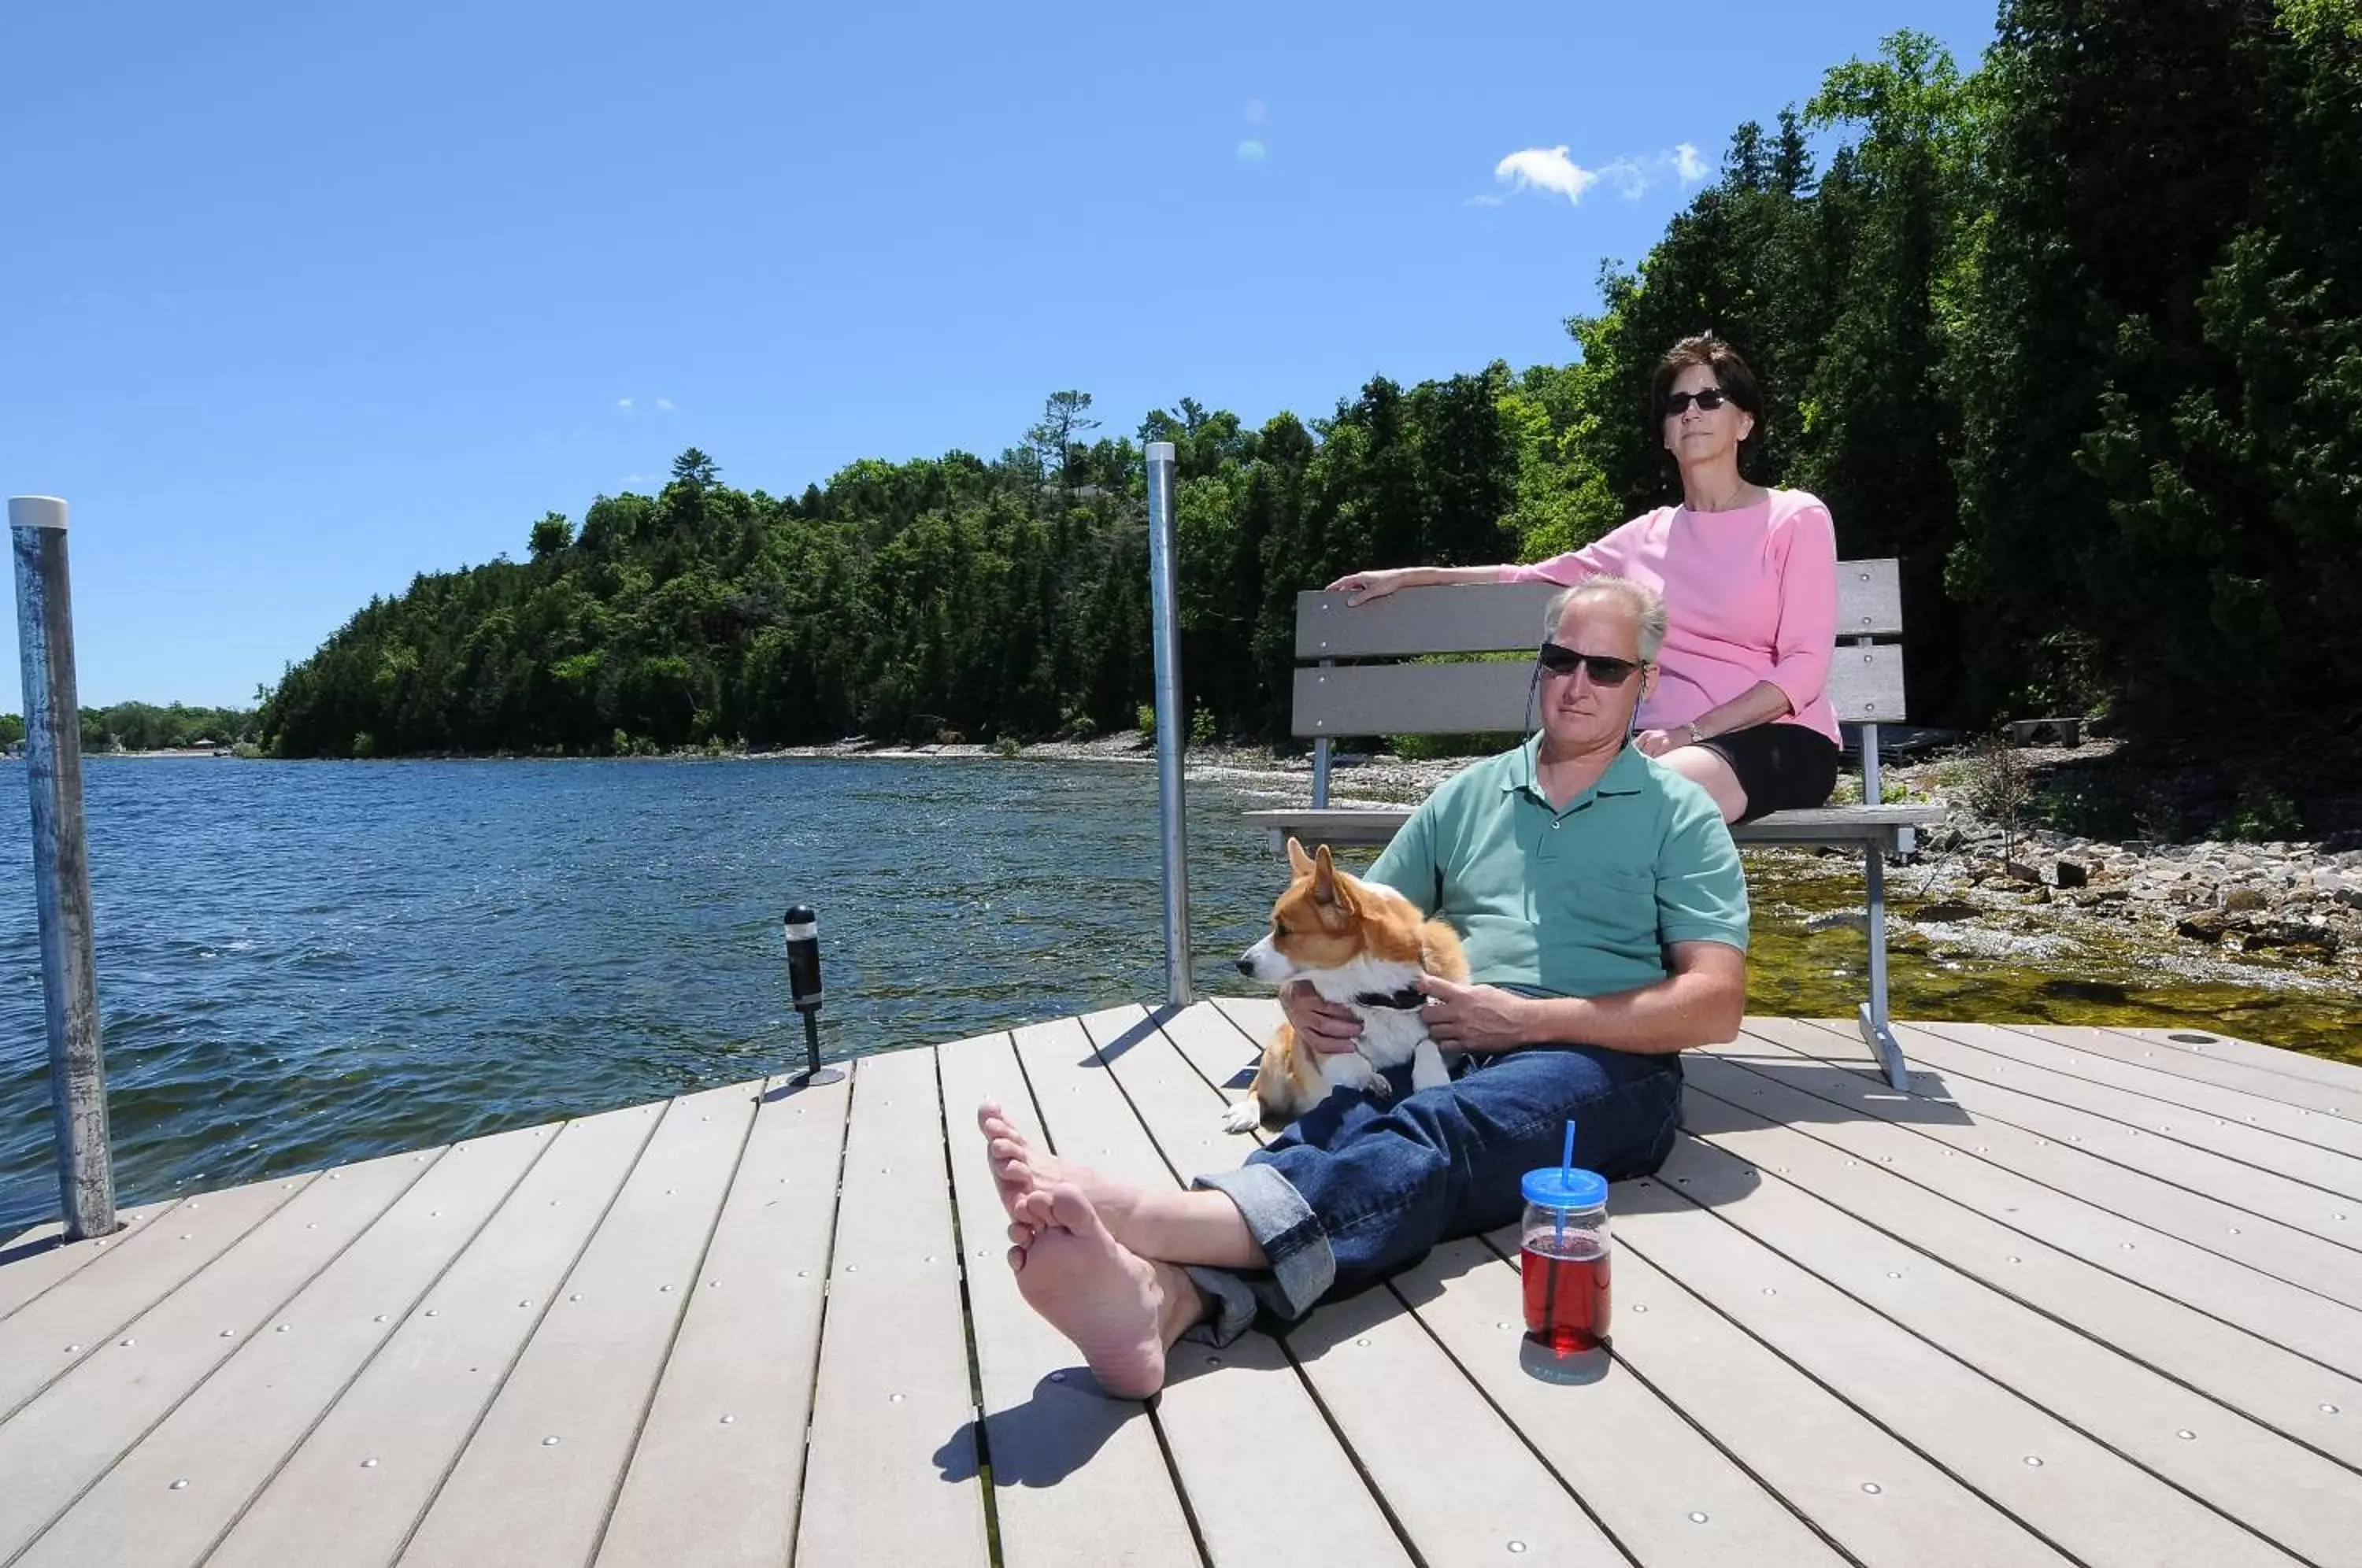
[3,1005,2359,1567]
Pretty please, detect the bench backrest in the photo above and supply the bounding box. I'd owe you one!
[1290,560,1906,739]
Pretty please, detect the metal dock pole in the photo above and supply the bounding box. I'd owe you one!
[1143,442,1192,1007]
[9,495,116,1239]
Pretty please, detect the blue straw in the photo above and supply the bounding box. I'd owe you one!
[1555,1120,1575,1245]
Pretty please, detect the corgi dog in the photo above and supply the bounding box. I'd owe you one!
[1226,838,1471,1133]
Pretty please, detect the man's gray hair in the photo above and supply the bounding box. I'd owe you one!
[1544,575,1668,663]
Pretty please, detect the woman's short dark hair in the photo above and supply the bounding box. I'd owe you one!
[1650,333,1764,472]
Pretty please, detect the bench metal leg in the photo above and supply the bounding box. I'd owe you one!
[1857,843,1908,1090]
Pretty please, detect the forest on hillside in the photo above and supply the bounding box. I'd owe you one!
[260,2,2362,765]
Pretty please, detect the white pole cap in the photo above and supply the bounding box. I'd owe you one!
[1146,442,1176,463]
[7,497,68,531]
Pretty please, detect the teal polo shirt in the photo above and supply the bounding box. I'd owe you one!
[1364,734,1749,998]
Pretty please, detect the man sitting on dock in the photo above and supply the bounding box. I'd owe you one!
[979,576,1749,1397]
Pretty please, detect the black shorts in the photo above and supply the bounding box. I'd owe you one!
[1695,723,1840,823]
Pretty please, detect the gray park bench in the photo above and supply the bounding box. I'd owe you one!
[1242,559,1942,1089]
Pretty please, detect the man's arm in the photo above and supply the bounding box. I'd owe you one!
[1415,940,1746,1056]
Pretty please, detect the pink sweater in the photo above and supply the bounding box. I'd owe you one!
[1501,489,1840,744]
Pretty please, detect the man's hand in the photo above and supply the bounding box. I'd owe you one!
[1282,981,1364,1054]
[1413,976,1536,1054]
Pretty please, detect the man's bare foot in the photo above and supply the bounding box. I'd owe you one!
[1005,1185,1202,1400]
[978,1100,1140,1241]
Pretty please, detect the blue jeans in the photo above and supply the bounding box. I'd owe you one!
[1184,1043,1684,1346]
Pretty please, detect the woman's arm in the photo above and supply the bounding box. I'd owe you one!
[1765,501,1838,716]
[1329,516,1646,606]
[1326,564,1508,605]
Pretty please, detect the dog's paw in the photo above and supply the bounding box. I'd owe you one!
[1221,1098,1263,1134]
[1411,1059,1451,1092]
[1361,1071,1394,1101]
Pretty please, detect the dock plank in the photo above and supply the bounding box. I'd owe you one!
[0,1149,430,1560]
[1612,1173,2300,1567]
[2112,1026,2362,1094]
[1068,1004,1412,1568]
[1535,1232,2071,1567]
[1287,1273,1638,1566]
[400,1083,761,1567]
[0,1173,313,1418]
[935,1027,1198,1568]
[0,1200,177,1321]
[1385,1237,1851,1568]
[1734,1018,2362,1316]
[1678,1056,2362,1470]
[17,1126,550,1568]
[594,1074,850,1568]
[792,1048,989,1566]
[1650,1128,2362,1566]
[1923,1019,2362,1163]
[1882,1020,2362,1211]
[2005,1023,2362,1124]
[204,1104,660,1568]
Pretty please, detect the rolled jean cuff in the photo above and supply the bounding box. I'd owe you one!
[1178,1159,1335,1348]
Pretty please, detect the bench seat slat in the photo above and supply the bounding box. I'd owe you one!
[1242,803,1943,855]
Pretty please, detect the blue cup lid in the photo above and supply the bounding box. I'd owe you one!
[1522,1167,1607,1211]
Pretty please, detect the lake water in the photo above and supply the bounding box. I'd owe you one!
[3,757,2353,1233]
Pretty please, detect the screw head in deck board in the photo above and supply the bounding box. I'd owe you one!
[170,1479,189,1490]
[2178,1430,2197,1440]
[2023,1455,2044,1466]
[544,1436,561,1445]
[720,1415,735,1424]
[1689,1513,1710,1523]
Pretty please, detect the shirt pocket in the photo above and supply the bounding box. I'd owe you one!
[1539,864,1661,959]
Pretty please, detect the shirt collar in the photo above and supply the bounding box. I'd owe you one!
[1505,732,1652,806]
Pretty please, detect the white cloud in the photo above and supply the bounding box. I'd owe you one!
[1494,146,1599,204]
[1237,139,1267,163]
[616,397,635,412]
[655,397,675,412]
[1491,142,1708,208]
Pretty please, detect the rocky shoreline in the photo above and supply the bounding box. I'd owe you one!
[765,731,2362,1011]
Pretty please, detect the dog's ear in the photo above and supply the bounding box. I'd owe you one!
[1310,844,1353,912]
[1287,837,1316,877]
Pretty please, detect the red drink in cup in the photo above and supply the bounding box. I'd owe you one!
[1520,1164,1609,1353]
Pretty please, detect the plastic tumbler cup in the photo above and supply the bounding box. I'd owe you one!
[1520,1166,1610,1352]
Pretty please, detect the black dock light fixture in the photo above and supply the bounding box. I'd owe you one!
[783,904,845,1086]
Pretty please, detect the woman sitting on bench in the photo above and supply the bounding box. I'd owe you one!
[1328,332,1841,825]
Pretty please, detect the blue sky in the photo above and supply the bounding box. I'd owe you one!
[0,0,2000,712]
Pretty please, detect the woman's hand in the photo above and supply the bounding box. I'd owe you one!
[1634,727,1685,758]
[1413,976,1537,1054]
[1282,981,1364,1054]
[1326,568,1416,607]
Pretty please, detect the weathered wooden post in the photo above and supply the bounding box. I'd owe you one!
[9,495,115,1238]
